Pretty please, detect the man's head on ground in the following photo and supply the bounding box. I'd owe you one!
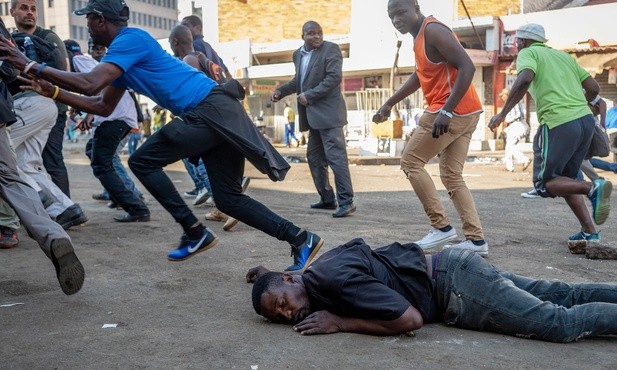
[10,0,38,33]
[252,272,311,324]
[169,24,193,58]
[88,38,107,61]
[302,21,323,51]
[181,15,202,38]
[74,0,129,47]
[516,23,547,50]
[387,0,422,35]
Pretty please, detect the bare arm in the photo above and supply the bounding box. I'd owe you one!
[488,69,534,131]
[0,36,122,96]
[427,23,476,114]
[293,306,423,336]
[373,73,420,122]
[582,76,600,103]
[20,76,125,116]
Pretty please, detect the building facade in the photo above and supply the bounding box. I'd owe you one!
[0,0,178,50]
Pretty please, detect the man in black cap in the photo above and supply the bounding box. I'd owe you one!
[0,0,324,271]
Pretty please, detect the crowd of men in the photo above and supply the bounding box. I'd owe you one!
[0,0,615,344]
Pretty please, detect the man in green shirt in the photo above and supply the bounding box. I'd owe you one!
[489,23,611,248]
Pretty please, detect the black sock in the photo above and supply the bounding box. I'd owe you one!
[471,239,485,246]
[291,230,307,247]
[439,225,453,232]
[186,224,206,240]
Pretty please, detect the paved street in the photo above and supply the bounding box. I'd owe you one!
[1,146,616,369]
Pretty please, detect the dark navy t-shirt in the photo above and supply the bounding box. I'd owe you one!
[302,238,438,322]
[102,27,217,116]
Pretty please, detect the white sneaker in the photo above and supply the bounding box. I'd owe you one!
[443,239,488,257]
[415,227,458,250]
[205,196,216,207]
[521,189,540,199]
[193,188,210,206]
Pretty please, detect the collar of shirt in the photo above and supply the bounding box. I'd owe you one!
[299,45,314,91]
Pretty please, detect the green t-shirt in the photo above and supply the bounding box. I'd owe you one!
[516,43,591,129]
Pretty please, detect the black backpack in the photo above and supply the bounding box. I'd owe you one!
[11,31,65,70]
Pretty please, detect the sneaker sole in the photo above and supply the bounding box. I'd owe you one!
[193,193,210,206]
[167,237,219,262]
[241,177,251,193]
[416,233,458,250]
[593,181,612,225]
[302,238,324,270]
[51,239,85,295]
[223,217,239,231]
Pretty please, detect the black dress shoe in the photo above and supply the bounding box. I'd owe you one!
[332,203,356,218]
[114,213,151,223]
[310,200,338,210]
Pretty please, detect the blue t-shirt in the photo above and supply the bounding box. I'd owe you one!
[606,106,617,130]
[102,27,217,116]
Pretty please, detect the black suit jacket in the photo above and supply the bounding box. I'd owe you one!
[277,41,347,132]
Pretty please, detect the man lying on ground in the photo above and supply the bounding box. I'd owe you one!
[248,238,617,342]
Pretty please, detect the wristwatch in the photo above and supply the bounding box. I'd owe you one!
[439,109,453,118]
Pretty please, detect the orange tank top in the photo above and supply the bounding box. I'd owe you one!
[414,17,482,116]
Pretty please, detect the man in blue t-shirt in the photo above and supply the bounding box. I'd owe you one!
[0,0,323,270]
[606,98,617,131]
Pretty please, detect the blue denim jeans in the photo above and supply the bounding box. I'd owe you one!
[590,157,617,173]
[182,157,212,194]
[86,136,142,199]
[435,248,617,342]
[91,120,149,216]
[128,132,141,155]
[284,121,298,146]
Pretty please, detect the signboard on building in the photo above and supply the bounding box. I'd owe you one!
[251,79,277,95]
[344,77,364,92]
[501,30,518,56]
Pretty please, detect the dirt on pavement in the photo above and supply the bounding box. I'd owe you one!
[1,148,616,369]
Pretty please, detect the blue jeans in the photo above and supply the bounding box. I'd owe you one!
[90,121,149,215]
[284,121,298,146]
[590,157,617,173]
[128,132,141,155]
[435,248,617,342]
[182,157,212,194]
[86,136,143,199]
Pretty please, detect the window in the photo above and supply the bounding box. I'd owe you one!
[50,25,56,32]
[48,0,54,7]
[71,25,78,38]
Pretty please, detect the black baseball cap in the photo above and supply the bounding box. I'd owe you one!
[74,0,130,21]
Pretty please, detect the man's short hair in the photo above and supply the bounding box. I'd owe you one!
[251,272,283,315]
[10,0,19,10]
[182,15,202,29]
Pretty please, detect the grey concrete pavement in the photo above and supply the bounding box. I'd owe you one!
[1,143,616,369]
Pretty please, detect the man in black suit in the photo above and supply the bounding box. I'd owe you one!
[271,21,355,218]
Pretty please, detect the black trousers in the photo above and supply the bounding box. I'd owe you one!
[129,89,298,241]
[42,111,70,197]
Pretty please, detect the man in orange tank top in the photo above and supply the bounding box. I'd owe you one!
[374,0,488,256]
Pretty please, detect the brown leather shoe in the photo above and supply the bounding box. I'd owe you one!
[205,209,228,222]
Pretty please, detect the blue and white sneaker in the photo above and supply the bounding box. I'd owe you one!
[588,178,612,225]
[285,231,324,271]
[167,228,219,261]
[568,230,601,242]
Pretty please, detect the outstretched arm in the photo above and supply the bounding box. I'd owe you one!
[0,35,122,96]
[489,69,534,132]
[293,306,422,336]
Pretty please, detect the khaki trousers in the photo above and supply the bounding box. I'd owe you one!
[401,112,484,240]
